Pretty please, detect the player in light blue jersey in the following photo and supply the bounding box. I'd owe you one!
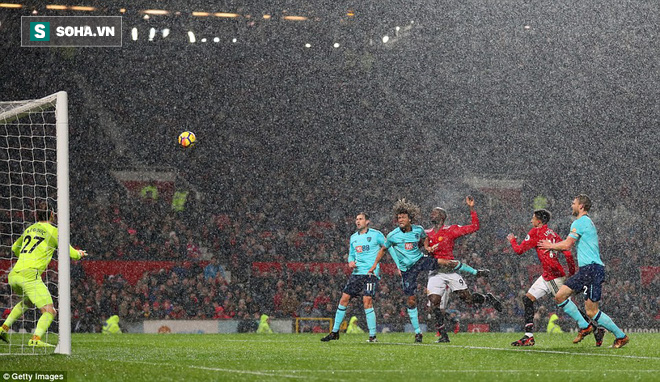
[321,212,385,343]
[540,194,629,349]
[368,199,487,343]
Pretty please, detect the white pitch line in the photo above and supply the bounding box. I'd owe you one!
[188,365,315,379]
[118,359,317,380]
[388,342,660,361]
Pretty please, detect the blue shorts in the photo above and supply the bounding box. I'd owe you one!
[565,264,605,302]
[401,256,438,296]
[342,274,379,297]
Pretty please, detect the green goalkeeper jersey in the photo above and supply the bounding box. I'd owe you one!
[11,221,81,275]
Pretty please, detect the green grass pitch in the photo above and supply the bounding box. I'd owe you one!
[1,332,659,381]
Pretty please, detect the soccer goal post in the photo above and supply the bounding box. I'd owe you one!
[0,91,71,355]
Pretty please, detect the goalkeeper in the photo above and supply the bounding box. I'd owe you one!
[0,202,87,347]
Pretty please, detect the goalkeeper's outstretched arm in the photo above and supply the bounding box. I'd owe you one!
[69,247,88,260]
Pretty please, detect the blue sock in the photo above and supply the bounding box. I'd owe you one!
[407,307,421,334]
[558,300,589,329]
[453,261,477,276]
[592,310,626,339]
[332,304,347,332]
[365,308,377,336]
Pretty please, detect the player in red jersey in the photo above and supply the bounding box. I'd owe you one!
[424,196,502,343]
[507,208,603,346]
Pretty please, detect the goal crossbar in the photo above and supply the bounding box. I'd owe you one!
[0,93,59,124]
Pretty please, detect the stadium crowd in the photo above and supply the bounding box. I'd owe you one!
[52,180,658,333]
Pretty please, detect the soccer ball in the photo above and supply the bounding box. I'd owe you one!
[178,131,196,148]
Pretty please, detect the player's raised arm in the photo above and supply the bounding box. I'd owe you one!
[465,195,475,207]
[507,232,536,254]
[451,196,480,237]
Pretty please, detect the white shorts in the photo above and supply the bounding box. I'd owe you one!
[527,275,565,300]
[427,271,468,309]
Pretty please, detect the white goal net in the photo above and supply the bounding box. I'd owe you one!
[0,92,71,355]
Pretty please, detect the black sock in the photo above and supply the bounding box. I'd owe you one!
[433,307,445,332]
[472,293,486,304]
[523,296,535,334]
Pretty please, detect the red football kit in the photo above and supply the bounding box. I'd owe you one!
[425,210,479,261]
[508,224,576,280]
